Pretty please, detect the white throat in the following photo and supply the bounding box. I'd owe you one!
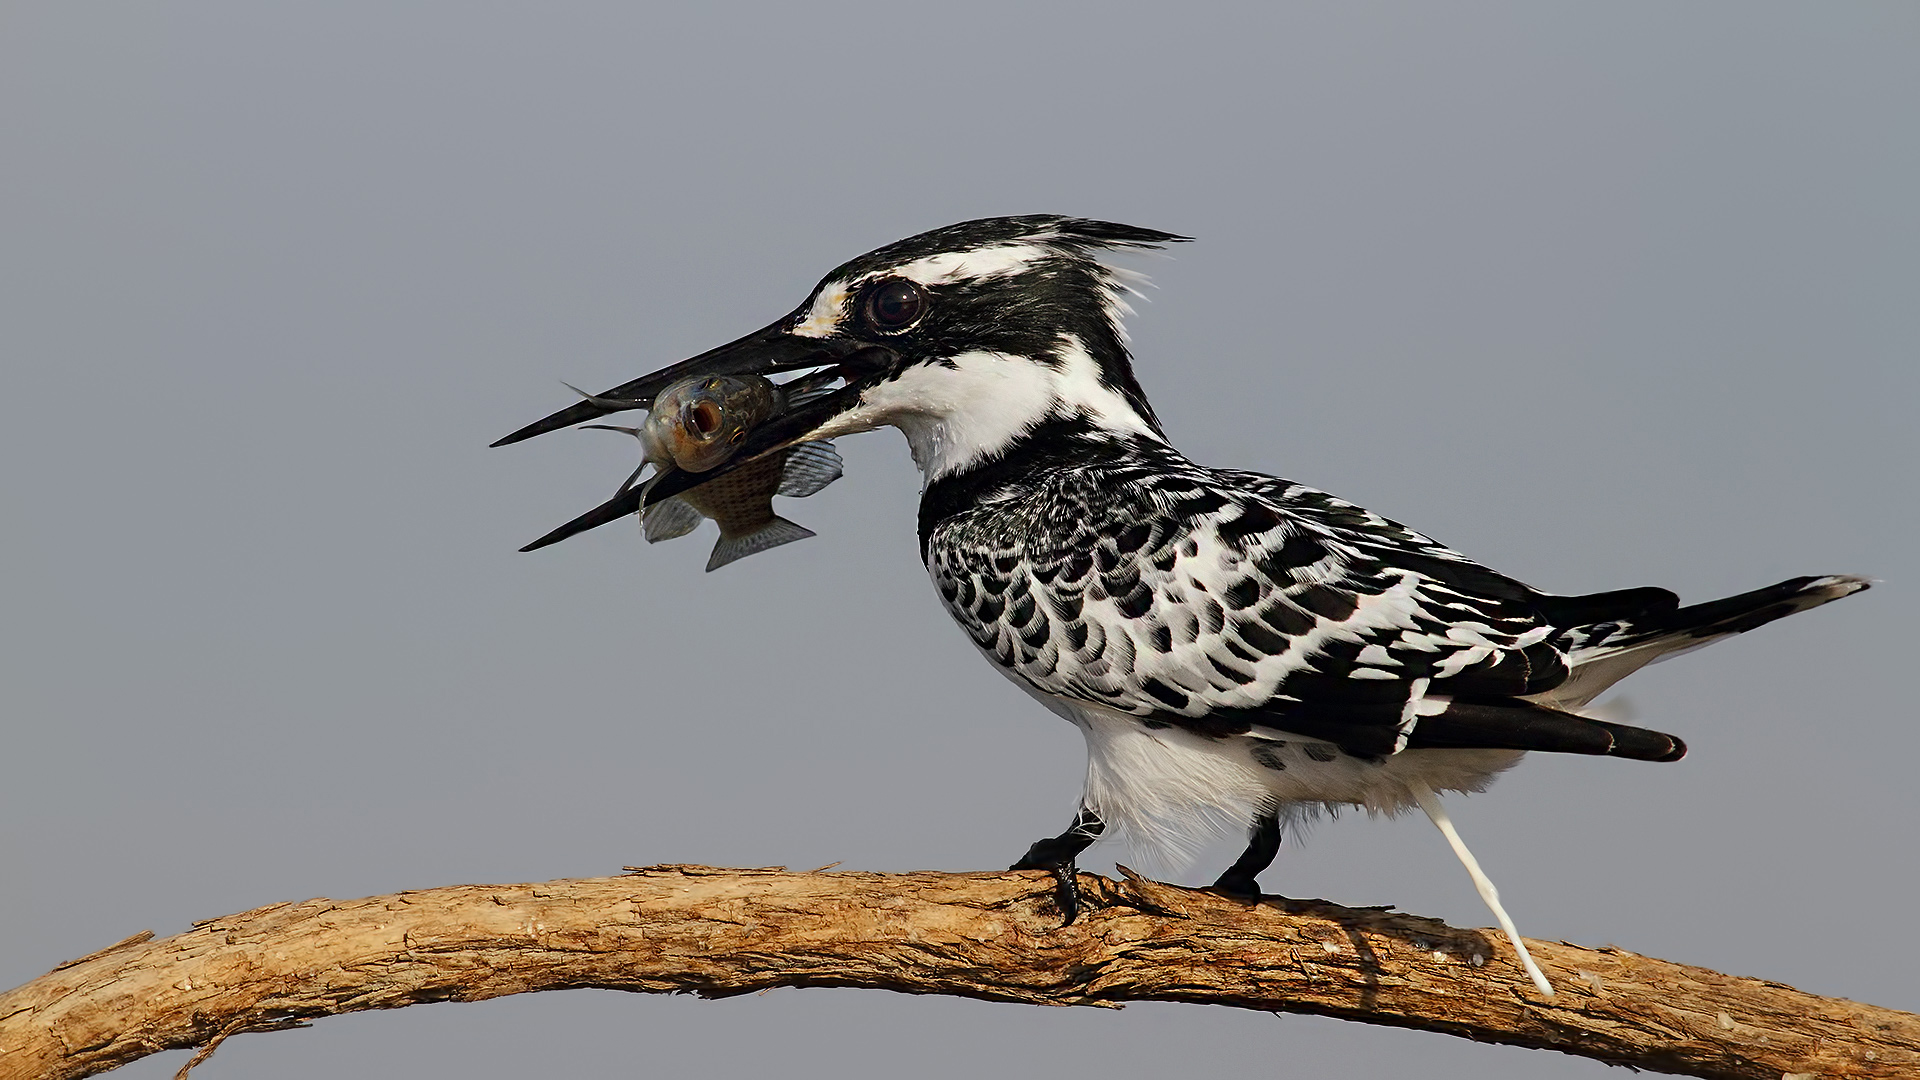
[800,335,1160,481]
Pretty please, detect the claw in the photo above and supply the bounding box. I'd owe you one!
[1048,864,1084,924]
[1010,806,1105,926]
[1010,859,1088,924]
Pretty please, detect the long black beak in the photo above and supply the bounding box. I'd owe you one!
[492,318,863,447]
[504,325,896,551]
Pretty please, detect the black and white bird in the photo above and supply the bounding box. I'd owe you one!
[496,216,1869,996]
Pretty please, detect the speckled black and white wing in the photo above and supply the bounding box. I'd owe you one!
[924,436,1683,761]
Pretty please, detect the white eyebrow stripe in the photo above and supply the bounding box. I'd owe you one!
[890,244,1047,286]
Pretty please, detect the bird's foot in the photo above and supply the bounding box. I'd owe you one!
[1011,840,1093,925]
[1208,870,1264,904]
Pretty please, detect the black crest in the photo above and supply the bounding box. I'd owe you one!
[825,216,1189,281]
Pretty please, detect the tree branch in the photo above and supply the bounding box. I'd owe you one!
[2,866,1912,1080]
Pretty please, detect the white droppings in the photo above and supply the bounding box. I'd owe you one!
[1319,939,1343,955]
[1717,1011,1737,1030]
[1410,780,1556,997]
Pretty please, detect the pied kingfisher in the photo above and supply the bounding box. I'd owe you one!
[497,216,1868,995]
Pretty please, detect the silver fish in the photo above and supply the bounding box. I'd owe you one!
[585,374,842,571]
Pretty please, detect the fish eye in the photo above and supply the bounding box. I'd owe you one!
[861,278,927,333]
[683,399,724,438]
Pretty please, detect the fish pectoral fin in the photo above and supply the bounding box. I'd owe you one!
[706,516,816,571]
[776,441,844,499]
[641,497,703,542]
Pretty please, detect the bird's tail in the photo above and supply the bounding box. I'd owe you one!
[1535,574,1870,709]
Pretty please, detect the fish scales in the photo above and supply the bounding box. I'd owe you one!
[682,452,789,538]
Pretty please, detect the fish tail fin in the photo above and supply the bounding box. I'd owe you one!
[706,516,816,571]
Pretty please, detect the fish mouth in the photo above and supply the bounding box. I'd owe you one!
[499,324,898,552]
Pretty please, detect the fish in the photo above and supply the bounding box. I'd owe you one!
[583,374,843,571]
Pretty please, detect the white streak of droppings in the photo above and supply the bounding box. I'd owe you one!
[1319,939,1342,955]
[1717,1012,1737,1030]
[1409,780,1556,998]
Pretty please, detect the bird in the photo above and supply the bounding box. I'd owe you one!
[494,215,1869,996]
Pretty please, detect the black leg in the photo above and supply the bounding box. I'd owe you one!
[1211,809,1281,901]
[1010,806,1105,924]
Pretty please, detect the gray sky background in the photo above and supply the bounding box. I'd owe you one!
[4,4,1914,1077]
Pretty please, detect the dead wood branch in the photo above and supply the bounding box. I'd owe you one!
[1,866,1912,1079]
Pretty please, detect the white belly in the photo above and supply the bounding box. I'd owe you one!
[1013,677,1524,867]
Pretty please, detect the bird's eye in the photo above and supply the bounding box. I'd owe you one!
[862,278,927,332]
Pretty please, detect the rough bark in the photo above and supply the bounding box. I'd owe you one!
[1,866,1912,1080]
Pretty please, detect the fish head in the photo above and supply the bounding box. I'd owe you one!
[646,375,780,474]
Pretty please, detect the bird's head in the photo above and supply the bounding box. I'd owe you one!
[499,215,1186,549]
